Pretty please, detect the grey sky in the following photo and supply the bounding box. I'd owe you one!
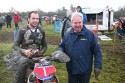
[0,0,124,12]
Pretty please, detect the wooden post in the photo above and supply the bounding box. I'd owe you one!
[113,25,117,52]
[92,14,98,38]
[96,14,98,36]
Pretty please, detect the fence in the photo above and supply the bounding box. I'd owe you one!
[113,26,125,52]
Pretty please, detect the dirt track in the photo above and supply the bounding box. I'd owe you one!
[0,32,61,45]
[1,32,125,82]
[0,32,13,43]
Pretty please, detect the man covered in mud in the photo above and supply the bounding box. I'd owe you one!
[13,11,47,83]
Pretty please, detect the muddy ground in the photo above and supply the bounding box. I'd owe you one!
[0,32,125,82]
[0,32,61,45]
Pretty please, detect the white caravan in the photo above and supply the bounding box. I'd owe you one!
[83,7,114,32]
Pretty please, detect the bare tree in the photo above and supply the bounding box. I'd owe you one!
[70,4,76,12]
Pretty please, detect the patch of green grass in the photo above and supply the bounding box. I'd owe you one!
[1,42,125,83]
[42,22,60,36]
[1,21,125,83]
[0,43,13,83]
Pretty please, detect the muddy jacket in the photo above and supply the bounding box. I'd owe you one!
[14,25,47,54]
[58,26,102,74]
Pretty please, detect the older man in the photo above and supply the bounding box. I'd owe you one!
[58,12,102,83]
[61,10,73,38]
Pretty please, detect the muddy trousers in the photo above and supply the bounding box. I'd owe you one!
[13,58,34,83]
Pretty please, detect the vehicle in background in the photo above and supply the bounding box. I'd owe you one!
[83,7,114,32]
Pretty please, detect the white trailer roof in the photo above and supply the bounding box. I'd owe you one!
[82,9,103,14]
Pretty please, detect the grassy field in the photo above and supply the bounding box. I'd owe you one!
[0,20,125,83]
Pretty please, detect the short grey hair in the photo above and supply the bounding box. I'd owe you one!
[71,12,83,22]
[67,10,73,17]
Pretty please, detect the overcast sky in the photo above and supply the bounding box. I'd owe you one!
[0,0,125,12]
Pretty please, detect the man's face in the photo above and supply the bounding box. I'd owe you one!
[72,16,83,32]
[28,13,39,28]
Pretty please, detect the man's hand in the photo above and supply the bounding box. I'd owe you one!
[37,51,42,56]
[22,49,33,57]
[94,68,102,79]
